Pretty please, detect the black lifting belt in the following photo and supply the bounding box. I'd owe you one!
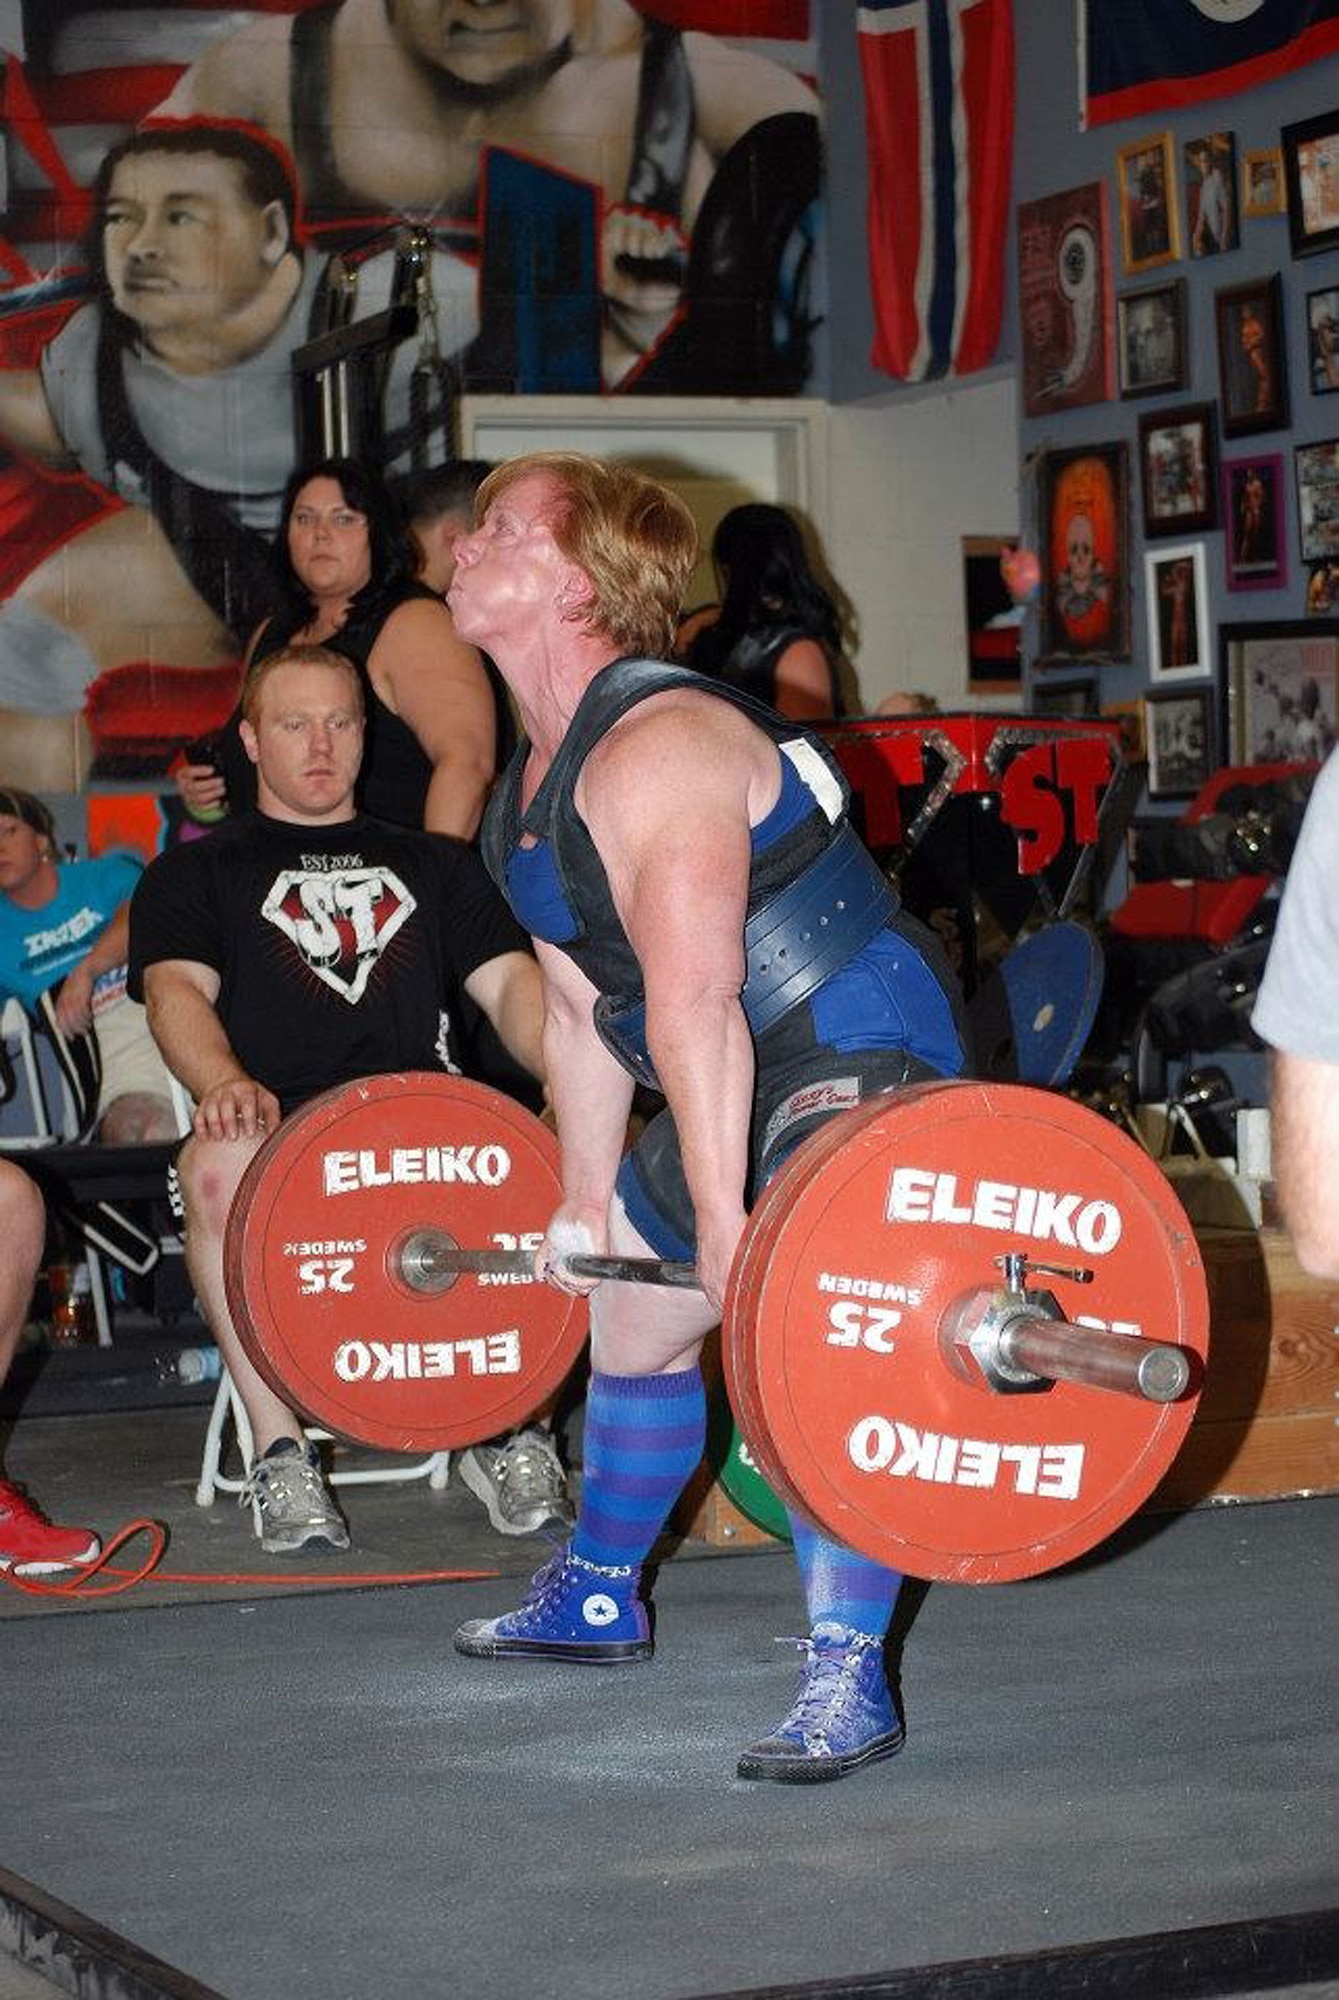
[595,827,896,1086]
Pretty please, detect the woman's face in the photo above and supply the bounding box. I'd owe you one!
[287,477,373,601]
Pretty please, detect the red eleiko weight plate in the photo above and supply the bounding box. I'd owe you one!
[224,1072,583,1450]
[725,1080,1209,1584]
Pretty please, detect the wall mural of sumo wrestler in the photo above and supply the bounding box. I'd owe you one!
[0,1,823,791]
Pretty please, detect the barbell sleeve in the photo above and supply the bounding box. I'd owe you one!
[997,1316,1191,1404]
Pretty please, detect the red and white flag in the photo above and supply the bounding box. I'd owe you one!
[857,0,1014,383]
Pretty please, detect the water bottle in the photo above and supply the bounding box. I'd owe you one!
[48,1262,94,1346]
[158,1345,223,1386]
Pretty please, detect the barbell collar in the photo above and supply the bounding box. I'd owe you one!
[997,1315,1191,1404]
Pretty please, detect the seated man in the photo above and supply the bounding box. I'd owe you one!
[0,1157,100,1575]
[128,642,547,1555]
[0,786,178,1143]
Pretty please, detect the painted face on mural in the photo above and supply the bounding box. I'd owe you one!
[101,150,290,341]
[448,471,579,650]
[287,479,375,604]
[386,0,575,91]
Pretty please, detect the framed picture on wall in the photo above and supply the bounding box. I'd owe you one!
[1117,279,1186,398]
[1138,404,1218,537]
[1145,686,1214,800]
[1242,147,1284,218]
[1031,670,1100,718]
[1038,441,1131,661]
[1307,286,1339,396]
[1016,182,1114,417]
[1145,542,1209,679]
[1306,561,1339,616]
[1296,440,1339,562]
[1221,454,1287,593]
[1219,620,1339,764]
[1183,132,1237,257]
[1215,276,1289,437]
[1115,133,1180,274]
[1282,110,1339,260]
[961,535,1023,689]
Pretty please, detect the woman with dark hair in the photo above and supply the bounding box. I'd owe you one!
[677,502,847,719]
[178,456,497,836]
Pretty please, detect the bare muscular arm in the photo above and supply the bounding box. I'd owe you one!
[1270,1048,1339,1280]
[580,693,778,1311]
[369,597,497,840]
[0,370,74,467]
[154,14,293,137]
[143,960,278,1140]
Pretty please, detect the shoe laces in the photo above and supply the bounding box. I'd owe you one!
[774,1629,881,1749]
[496,1433,566,1503]
[240,1448,324,1514]
[514,1547,634,1621]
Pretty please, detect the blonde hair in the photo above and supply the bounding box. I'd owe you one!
[241,643,365,724]
[476,452,698,658]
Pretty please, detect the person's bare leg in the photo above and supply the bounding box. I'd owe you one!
[0,1161,44,1386]
[100,1093,180,1145]
[175,1132,306,1455]
[0,1158,100,1571]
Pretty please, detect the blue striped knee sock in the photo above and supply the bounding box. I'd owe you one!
[573,1368,707,1570]
[789,1513,903,1637]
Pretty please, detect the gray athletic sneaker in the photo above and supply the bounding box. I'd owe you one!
[241,1440,350,1555]
[457,1428,575,1537]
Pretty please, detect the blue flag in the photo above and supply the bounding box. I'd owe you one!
[1081,0,1339,129]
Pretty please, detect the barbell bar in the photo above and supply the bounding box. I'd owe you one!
[393,1229,1189,1404]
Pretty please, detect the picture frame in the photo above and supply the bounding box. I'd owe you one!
[1145,686,1214,800]
[1219,620,1339,765]
[961,534,1023,689]
[1115,132,1180,274]
[1306,560,1339,617]
[1242,146,1285,218]
[1282,109,1339,260]
[1138,404,1218,538]
[1215,275,1289,437]
[1016,182,1114,418]
[1183,131,1237,257]
[1306,285,1339,396]
[1101,698,1147,763]
[1031,669,1100,719]
[1221,453,1287,593]
[1295,439,1339,563]
[1117,279,1187,399]
[1038,441,1131,661]
[1145,542,1210,680]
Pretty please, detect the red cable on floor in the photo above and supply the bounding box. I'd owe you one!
[3,1519,501,1598]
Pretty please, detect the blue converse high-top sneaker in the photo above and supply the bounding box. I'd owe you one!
[453,1547,653,1663]
[737,1622,905,1783]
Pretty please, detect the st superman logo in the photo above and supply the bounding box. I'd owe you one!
[261,869,415,1003]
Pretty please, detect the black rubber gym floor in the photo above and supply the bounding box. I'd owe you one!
[1,1490,1336,2000]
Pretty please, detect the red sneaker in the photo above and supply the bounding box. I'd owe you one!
[0,1480,100,1576]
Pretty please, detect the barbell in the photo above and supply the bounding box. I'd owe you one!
[223,1071,1210,1585]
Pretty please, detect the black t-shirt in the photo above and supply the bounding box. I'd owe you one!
[128,811,531,1113]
